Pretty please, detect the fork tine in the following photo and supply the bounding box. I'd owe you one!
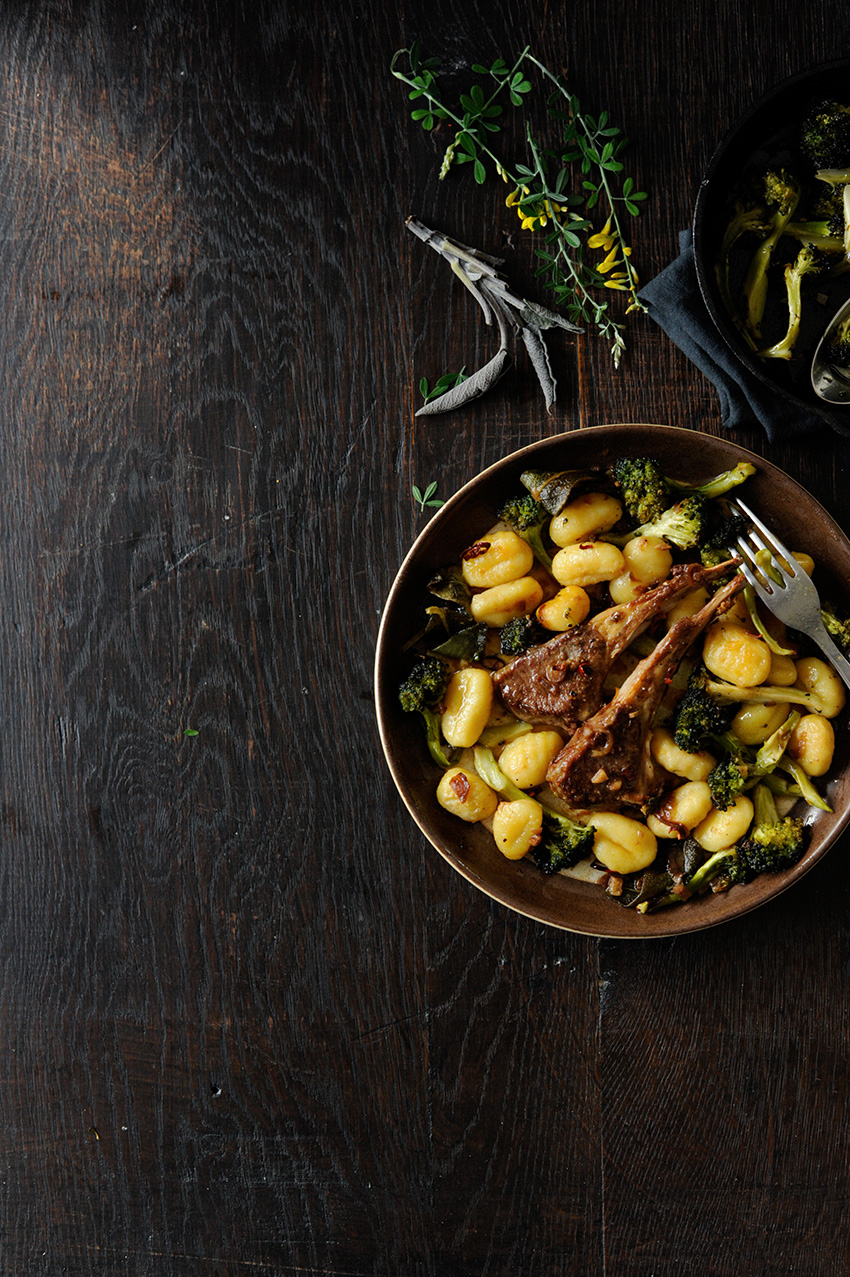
[732,498,801,580]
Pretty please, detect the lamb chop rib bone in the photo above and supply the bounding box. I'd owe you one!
[492,560,739,733]
[546,571,745,808]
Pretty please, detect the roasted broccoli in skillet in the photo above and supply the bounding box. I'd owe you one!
[740,169,802,343]
[398,654,452,767]
[497,491,553,570]
[802,99,850,171]
[758,243,833,361]
[738,782,807,873]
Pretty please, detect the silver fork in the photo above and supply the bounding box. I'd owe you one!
[731,498,850,692]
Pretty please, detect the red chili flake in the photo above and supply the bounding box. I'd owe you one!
[462,541,491,561]
[578,662,592,675]
[449,772,471,802]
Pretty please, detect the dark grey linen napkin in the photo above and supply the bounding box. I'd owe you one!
[638,230,833,441]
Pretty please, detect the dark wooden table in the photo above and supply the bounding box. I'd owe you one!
[2,1,850,1272]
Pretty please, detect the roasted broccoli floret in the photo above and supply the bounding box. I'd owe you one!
[821,601,850,648]
[700,510,749,570]
[532,808,595,874]
[707,753,749,811]
[631,494,711,551]
[672,666,733,753]
[498,491,553,569]
[666,460,757,500]
[758,243,832,360]
[398,654,452,767]
[472,745,594,873]
[741,169,802,342]
[499,614,548,656]
[609,456,671,524]
[802,99,850,171]
[738,782,807,874]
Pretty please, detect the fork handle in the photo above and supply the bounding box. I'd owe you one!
[807,618,850,693]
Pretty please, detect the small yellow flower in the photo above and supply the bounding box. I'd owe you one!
[604,278,628,290]
[596,245,621,274]
[588,217,615,250]
[506,188,522,208]
[496,164,509,183]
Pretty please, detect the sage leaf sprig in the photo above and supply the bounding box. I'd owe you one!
[408,216,581,415]
[391,45,647,365]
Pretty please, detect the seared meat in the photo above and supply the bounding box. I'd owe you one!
[492,560,737,732]
[546,572,744,807]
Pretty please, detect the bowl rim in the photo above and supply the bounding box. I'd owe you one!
[375,423,850,938]
[691,57,850,438]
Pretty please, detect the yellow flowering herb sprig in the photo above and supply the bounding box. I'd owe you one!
[390,44,648,365]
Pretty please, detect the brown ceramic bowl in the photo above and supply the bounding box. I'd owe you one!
[374,424,850,937]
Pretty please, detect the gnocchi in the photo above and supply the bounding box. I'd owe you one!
[441,668,493,748]
[587,812,657,874]
[469,577,544,626]
[795,656,846,719]
[493,798,544,860]
[499,731,564,788]
[551,541,625,587]
[461,529,534,589]
[702,622,772,688]
[549,492,623,546]
[787,713,835,777]
[436,768,498,822]
[537,586,591,632]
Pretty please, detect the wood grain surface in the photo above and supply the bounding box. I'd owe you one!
[0,0,848,1273]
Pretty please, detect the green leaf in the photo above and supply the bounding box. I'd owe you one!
[184,728,199,737]
[472,62,488,73]
[419,377,429,397]
[422,113,434,131]
[473,158,486,184]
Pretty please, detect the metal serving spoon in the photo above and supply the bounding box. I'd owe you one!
[811,294,850,405]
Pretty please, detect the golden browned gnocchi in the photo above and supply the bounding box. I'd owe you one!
[787,713,835,777]
[537,585,591,632]
[498,731,564,788]
[441,667,493,748]
[469,577,544,626]
[551,541,625,588]
[436,768,499,822]
[650,727,716,781]
[731,701,791,745]
[549,492,623,546]
[586,811,657,874]
[622,535,673,586]
[693,795,754,852]
[461,529,534,588]
[492,798,543,860]
[702,622,772,688]
[647,781,714,839]
[795,656,846,719]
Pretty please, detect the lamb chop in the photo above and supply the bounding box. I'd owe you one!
[492,560,738,733]
[546,572,745,808]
